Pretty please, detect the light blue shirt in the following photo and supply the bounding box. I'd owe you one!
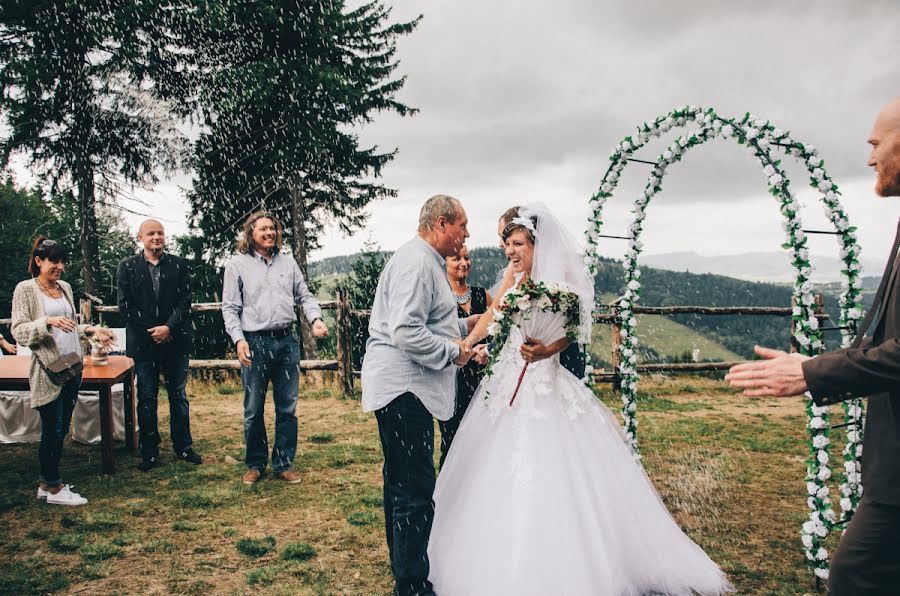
[361,236,468,420]
[222,251,322,344]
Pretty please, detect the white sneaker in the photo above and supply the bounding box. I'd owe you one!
[45,485,88,506]
[36,486,50,499]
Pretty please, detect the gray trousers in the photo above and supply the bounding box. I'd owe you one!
[828,498,900,595]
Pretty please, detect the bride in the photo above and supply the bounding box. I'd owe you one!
[427,203,733,596]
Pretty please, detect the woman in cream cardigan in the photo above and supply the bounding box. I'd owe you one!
[11,237,114,506]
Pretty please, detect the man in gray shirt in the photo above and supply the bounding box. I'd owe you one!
[222,211,328,486]
[362,194,471,596]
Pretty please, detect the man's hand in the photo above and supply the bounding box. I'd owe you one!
[236,340,252,367]
[471,344,489,365]
[452,338,472,367]
[725,345,811,397]
[312,319,329,338]
[148,325,171,344]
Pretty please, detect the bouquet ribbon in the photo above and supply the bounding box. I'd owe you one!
[509,362,529,406]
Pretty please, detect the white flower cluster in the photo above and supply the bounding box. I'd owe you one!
[583,104,866,581]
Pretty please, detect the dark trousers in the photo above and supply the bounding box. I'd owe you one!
[375,392,436,596]
[829,498,900,595]
[135,354,193,459]
[438,368,481,469]
[36,374,81,486]
[241,333,301,473]
[560,342,585,378]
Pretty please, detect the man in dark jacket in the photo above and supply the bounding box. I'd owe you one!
[117,219,201,471]
[726,97,900,595]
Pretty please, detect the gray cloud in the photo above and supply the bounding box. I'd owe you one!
[362,0,899,204]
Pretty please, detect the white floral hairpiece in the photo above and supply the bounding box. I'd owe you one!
[510,216,537,237]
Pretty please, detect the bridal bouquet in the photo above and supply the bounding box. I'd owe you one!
[483,279,581,404]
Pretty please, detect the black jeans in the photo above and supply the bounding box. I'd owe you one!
[36,374,81,486]
[375,392,437,596]
[828,497,900,595]
[135,354,193,459]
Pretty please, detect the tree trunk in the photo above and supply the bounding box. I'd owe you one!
[290,179,319,359]
[77,163,101,297]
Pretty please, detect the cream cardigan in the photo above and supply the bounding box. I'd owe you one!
[10,279,90,409]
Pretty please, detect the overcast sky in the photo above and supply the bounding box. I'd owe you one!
[47,1,900,276]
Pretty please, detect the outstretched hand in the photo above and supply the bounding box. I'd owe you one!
[453,338,472,367]
[725,345,810,397]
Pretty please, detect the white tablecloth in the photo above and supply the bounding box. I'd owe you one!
[0,386,126,445]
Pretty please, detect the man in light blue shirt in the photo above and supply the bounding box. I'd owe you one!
[222,211,328,486]
[362,194,471,596]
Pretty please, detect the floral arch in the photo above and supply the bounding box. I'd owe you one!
[584,105,865,579]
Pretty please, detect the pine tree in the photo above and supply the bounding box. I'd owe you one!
[0,0,198,295]
[346,241,386,368]
[188,0,417,356]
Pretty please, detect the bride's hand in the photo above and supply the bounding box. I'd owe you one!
[471,344,489,365]
[520,337,554,363]
[522,337,572,363]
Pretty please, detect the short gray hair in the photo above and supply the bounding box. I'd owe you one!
[418,194,461,232]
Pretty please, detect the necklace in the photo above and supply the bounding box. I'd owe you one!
[453,287,471,305]
[36,279,61,298]
[37,279,69,315]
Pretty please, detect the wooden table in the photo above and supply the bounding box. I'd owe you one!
[0,355,137,474]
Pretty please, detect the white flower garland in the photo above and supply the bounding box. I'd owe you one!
[584,105,865,580]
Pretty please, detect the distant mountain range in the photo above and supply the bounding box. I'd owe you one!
[640,251,883,283]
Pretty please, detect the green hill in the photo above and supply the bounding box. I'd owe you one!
[310,246,847,361]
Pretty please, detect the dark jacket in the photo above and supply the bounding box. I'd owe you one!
[116,252,192,361]
[803,250,900,506]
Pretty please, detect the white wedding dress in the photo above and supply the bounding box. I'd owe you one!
[427,307,733,596]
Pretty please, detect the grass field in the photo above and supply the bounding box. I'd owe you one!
[588,294,743,367]
[0,374,837,595]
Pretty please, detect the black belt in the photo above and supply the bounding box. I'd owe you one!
[246,328,292,338]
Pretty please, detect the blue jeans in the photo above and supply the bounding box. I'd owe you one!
[135,354,193,458]
[37,374,81,487]
[241,333,300,473]
[375,392,436,596]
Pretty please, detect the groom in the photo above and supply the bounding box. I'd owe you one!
[727,97,900,595]
[362,194,472,596]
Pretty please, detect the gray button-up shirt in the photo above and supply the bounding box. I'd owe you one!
[143,253,162,297]
[362,236,468,420]
[222,251,322,344]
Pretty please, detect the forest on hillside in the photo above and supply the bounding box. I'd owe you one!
[313,246,852,359]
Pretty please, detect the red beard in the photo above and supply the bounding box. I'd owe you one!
[876,144,900,197]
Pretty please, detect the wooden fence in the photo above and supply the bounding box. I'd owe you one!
[592,295,830,388]
[0,291,831,398]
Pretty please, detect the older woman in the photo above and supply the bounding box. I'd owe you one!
[11,236,114,506]
[439,245,491,468]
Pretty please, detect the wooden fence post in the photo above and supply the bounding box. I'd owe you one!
[80,297,93,326]
[813,293,826,355]
[789,296,798,353]
[335,286,354,397]
[611,304,622,393]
